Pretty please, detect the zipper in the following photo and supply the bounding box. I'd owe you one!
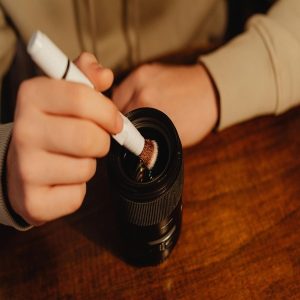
[125,0,140,67]
[88,0,97,56]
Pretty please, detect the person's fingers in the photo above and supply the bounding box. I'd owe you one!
[122,100,140,114]
[74,52,114,92]
[20,183,87,225]
[112,72,140,112]
[112,64,155,112]
[17,78,123,134]
[19,151,97,185]
[41,114,111,157]
[117,83,158,114]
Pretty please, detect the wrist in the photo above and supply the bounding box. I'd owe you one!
[193,63,220,130]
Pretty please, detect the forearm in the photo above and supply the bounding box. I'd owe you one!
[200,0,300,129]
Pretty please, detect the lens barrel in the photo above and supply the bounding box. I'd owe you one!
[108,108,183,266]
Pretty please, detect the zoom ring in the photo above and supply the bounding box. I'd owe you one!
[118,164,183,226]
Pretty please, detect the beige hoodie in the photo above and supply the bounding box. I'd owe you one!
[0,0,300,230]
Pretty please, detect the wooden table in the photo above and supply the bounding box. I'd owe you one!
[1,106,300,299]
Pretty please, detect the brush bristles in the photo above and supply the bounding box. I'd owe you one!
[139,139,158,170]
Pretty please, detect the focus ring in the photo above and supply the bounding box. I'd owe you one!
[117,163,183,226]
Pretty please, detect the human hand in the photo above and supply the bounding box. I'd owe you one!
[6,52,122,226]
[112,63,218,147]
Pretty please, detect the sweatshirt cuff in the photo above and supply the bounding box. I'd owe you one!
[0,123,33,231]
[200,18,277,130]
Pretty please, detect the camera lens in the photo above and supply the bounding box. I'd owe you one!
[108,108,183,266]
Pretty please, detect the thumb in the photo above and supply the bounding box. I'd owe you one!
[74,52,114,92]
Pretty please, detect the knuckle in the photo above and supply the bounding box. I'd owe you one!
[17,80,34,104]
[134,64,152,80]
[137,88,153,106]
[17,151,49,187]
[17,78,46,107]
[134,66,145,82]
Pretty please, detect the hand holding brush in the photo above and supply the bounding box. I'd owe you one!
[5,31,157,227]
[28,31,158,170]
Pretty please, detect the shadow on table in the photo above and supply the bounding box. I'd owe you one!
[66,158,125,262]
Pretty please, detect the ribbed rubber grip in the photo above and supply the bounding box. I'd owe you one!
[117,163,183,226]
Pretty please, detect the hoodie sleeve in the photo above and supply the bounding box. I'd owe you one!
[0,9,32,230]
[0,123,32,230]
[200,0,300,129]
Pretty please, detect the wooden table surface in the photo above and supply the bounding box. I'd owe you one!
[1,106,300,300]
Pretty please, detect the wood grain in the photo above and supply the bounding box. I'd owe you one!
[1,106,300,300]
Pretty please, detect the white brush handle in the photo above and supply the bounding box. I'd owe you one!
[27,31,145,156]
